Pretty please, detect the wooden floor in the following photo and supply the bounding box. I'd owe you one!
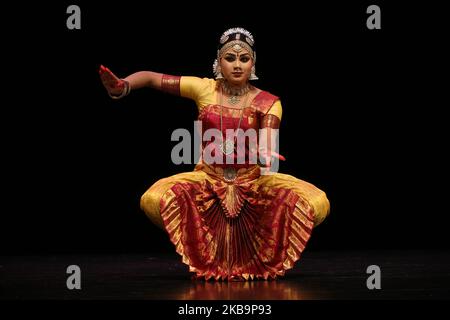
[1,250,449,300]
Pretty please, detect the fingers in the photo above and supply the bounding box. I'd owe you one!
[99,65,110,81]
[99,65,126,96]
[259,150,286,165]
[269,151,286,161]
[271,151,286,161]
[99,65,119,84]
[99,65,118,80]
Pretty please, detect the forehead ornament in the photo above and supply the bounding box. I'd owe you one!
[232,44,243,53]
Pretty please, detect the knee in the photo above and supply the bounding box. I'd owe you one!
[140,188,159,213]
[140,184,166,229]
[312,190,330,227]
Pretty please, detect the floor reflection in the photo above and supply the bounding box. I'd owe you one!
[2,251,448,299]
[173,277,330,300]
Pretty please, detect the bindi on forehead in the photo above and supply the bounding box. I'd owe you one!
[224,50,251,58]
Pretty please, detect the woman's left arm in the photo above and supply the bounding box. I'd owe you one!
[259,101,285,170]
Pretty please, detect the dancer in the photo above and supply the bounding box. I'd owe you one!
[100,27,330,280]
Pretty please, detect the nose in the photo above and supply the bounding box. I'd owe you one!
[233,59,241,69]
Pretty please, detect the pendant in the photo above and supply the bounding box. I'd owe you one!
[223,167,237,183]
[220,139,235,155]
[228,95,240,105]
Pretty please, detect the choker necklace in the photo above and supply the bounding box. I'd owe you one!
[219,85,250,156]
[221,81,251,105]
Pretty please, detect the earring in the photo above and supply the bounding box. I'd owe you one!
[216,68,224,79]
[249,65,259,80]
[213,59,224,79]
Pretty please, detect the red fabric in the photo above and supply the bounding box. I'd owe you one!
[161,74,181,96]
[252,91,279,115]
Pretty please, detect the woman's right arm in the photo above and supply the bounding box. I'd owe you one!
[99,65,163,98]
[123,71,162,90]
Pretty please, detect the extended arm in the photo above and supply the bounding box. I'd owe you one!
[124,71,163,90]
[259,101,285,172]
[99,65,164,98]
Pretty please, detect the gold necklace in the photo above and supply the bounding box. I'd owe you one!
[219,85,250,155]
[221,81,250,105]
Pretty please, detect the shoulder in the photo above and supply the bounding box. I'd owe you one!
[180,76,216,90]
[180,77,217,99]
[251,88,281,115]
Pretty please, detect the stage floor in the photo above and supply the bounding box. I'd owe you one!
[1,250,449,300]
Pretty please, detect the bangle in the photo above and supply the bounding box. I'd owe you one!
[109,79,131,99]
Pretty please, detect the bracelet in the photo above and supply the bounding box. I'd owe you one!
[109,79,131,99]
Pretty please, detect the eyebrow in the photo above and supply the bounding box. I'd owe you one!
[224,53,251,57]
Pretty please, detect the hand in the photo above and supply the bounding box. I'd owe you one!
[258,150,286,168]
[271,151,286,161]
[99,65,126,97]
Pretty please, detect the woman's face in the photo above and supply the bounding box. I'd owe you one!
[220,47,253,87]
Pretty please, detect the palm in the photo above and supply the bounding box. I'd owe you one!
[99,65,124,96]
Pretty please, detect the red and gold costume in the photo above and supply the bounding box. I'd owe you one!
[141,76,330,280]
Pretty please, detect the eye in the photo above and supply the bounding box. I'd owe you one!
[225,56,236,62]
[240,56,250,62]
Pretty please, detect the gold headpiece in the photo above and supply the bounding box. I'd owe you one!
[212,27,259,80]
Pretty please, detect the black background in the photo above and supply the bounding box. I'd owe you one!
[2,1,448,255]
